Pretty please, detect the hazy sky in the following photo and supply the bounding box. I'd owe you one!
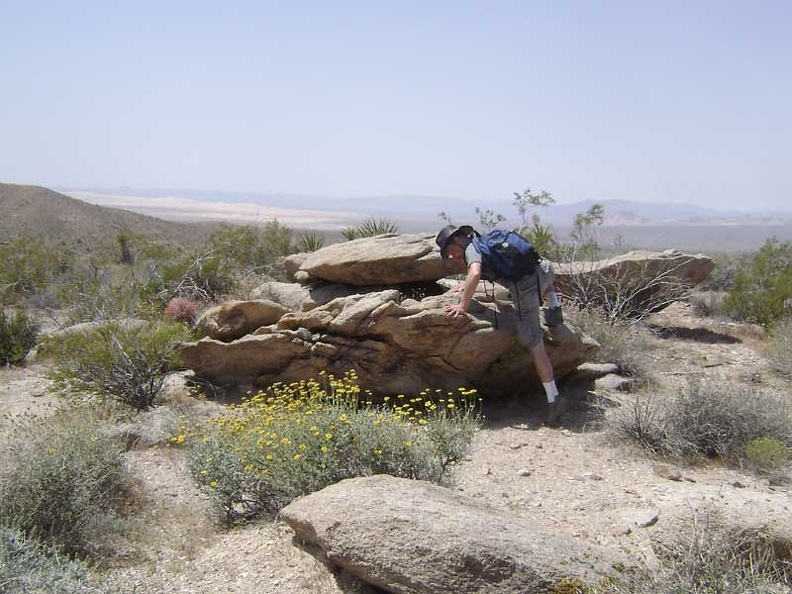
[1,1,789,212]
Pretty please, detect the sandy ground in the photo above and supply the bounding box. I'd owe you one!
[2,303,790,593]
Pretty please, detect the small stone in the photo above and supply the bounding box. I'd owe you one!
[612,525,632,536]
[517,467,533,477]
[653,463,683,481]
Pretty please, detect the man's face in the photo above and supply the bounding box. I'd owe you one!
[444,238,465,261]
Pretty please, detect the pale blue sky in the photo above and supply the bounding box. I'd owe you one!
[1,1,789,211]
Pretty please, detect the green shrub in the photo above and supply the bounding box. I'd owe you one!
[745,437,789,472]
[44,320,194,410]
[0,411,133,558]
[0,527,120,593]
[297,229,325,252]
[722,238,792,327]
[342,217,398,240]
[0,308,39,365]
[0,237,69,302]
[178,371,480,522]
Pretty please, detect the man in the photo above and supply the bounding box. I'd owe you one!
[435,224,564,424]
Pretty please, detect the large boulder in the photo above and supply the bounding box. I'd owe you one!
[280,475,636,594]
[195,299,290,341]
[294,233,458,285]
[178,289,597,399]
[555,249,714,286]
[554,249,714,312]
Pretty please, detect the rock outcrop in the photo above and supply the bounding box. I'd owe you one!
[178,289,598,399]
[554,249,715,314]
[177,234,713,400]
[280,474,636,594]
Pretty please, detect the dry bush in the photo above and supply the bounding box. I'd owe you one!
[570,305,655,380]
[589,513,792,593]
[766,317,792,377]
[608,379,792,471]
[0,410,135,558]
[0,527,121,593]
[562,256,696,323]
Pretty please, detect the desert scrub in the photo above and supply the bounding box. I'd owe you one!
[722,238,792,327]
[43,319,194,410]
[587,519,792,594]
[0,527,120,594]
[0,410,134,558]
[766,316,792,377]
[0,308,39,365]
[745,437,790,474]
[610,379,792,468]
[569,305,653,380]
[179,371,480,522]
[341,216,398,240]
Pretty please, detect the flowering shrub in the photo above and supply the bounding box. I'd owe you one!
[164,297,198,325]
[177,371,481,522]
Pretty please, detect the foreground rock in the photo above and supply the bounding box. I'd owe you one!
[178,290,598,398]
[280,474,635,594]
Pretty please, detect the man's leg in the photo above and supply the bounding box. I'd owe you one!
[530,341,563,425]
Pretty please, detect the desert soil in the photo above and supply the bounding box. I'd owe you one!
[1,302,790,593]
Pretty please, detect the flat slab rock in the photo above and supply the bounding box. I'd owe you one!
[280,474,635,594]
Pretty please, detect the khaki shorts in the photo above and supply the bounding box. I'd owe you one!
[507,259,554,349]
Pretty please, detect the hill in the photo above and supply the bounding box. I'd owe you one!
[0,183,221,253]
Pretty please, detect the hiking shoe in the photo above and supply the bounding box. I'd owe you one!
[543,398,567,427]
[544,306,564,327]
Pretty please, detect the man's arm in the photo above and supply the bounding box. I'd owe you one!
[444,262,482,316]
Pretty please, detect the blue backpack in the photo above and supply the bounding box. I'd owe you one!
[472,229,541,282]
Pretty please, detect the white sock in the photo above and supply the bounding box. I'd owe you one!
[542,381,558,404]
[547,292,561,308]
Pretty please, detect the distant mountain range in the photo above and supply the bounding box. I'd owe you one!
[4,182,791,254]
[61,186,791,228]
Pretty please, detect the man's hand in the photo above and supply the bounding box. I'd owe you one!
[443,303,467,317]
